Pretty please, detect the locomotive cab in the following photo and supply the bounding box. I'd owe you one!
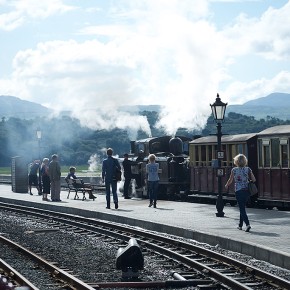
[130,136,191,200]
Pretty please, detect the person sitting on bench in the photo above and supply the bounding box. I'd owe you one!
[65,167,96,199]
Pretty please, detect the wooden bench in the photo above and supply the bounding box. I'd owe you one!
[65,178,96,201]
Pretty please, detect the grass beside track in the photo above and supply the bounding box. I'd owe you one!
[0,166,101,176]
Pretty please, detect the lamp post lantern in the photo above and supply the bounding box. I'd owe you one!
[210,94,227,217]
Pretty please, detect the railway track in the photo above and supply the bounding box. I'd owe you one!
[0,235,96,290]
[0,201,289,289]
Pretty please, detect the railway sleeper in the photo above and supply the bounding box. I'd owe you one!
[197,283,227,289]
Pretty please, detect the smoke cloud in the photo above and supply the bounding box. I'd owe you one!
[3,1,290,137]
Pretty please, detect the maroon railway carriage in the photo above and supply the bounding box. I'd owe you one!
[256,125,290,209]
[188,125,290,210]
[188,133,257,205]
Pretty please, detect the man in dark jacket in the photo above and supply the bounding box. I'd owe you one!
[28,159,41,195]
[122,153,134,199]
[49,154,61,202]
[102,148,121,209]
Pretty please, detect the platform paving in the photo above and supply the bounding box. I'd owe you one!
[0,184,290,270]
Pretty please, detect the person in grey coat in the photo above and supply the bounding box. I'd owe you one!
[49,154,61,201]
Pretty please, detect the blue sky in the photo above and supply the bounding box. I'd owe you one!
[0,0,289,136]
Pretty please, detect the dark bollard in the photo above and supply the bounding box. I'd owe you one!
[116,238,144,279]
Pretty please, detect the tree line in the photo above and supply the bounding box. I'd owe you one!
[0,112,289,167]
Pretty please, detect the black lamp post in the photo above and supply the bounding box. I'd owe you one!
[210,94,227,217]
[36,128,42,194]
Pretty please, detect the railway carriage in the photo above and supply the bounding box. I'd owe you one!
[129,125,290,209]
[188,133,257,205]
[256,125,290,209]
[188,125,290,210]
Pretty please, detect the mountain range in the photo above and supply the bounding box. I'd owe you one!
[226,92,290,120]
[1,92,290,120]
[0,95,51,119]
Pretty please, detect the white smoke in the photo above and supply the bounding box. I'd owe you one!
[88,154,101,172]
[3,1,226,138]
[71,109,152,140]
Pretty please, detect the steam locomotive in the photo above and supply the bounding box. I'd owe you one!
[129,125,290,210]
[127,136,192,200]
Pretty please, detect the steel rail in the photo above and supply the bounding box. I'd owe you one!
[0,258,39,290]
[0,235,97,290]
[1,202,290,289]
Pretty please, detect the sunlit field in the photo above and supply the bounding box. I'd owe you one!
[0,166,101,176]
[0,167,11,174]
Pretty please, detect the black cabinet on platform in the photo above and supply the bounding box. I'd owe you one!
[11,156,28,193]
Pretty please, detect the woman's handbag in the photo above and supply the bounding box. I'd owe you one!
[248,169,258,196]
[248,181,258,196]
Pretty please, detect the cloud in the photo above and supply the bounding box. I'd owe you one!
[222,1,290,60]
[1,0,290,137]
[0,0,75,30]
[8,1,228,136]
[223,71,290,104]
[219,1,290,103]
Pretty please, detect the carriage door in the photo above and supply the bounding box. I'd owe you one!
[280,139,290,200]
[270,138,290,199]
[271,138,281,197]
[258,139,271,197]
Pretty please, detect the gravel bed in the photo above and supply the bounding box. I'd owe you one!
[0,211,188,289]
[0,210,289,290]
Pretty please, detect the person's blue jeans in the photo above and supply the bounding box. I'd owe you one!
[105,181,118,205]
[235,189,250,227]
[148,180,159,204]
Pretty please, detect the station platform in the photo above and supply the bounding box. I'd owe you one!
[0,184,290,271]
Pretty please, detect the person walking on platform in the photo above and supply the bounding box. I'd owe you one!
[49,154,62,202]
[102,148,121,209]
[225,154,256,232]
[28,159,41,195]
[41,158,50,201]
[146,154,159,208]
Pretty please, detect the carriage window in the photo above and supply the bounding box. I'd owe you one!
[244,144,248,157]
[263,145,270,167]
[195,146,199,165]
[237,144,243,154]
[201,145,206,163]
[271,138,279,167]
[221,144,227,166]
[228,145,233,163]
[208,145,212,164]
[258,139,262,167]
[281,144,288,167]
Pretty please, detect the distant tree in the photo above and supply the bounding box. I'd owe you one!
[1,112,290,167]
